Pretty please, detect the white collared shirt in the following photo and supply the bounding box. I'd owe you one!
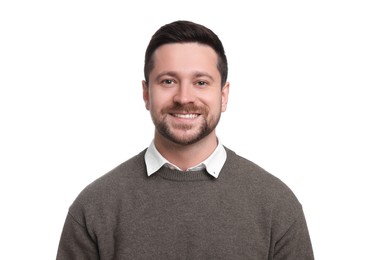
[144,139,227,178]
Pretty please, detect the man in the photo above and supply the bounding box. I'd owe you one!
[57,20,314,259]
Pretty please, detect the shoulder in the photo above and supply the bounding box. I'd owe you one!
[223,147,305,235]
[223,146,302,212]
[68,149,147,220]
[223,147,289,187]
[84,149,147,192]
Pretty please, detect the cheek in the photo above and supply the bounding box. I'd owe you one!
[203,94,221,109]
[148,94,166,113]
[150,90,174,107]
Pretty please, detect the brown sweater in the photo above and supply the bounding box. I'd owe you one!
[56,147,314,259]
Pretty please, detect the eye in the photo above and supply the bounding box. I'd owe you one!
[161,79,176,86]
[195,81,208,87]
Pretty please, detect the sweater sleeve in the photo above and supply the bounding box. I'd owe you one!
[56,212,100,260]
[273,209,314,260]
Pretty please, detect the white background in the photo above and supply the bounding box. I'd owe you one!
[1,1,371,259]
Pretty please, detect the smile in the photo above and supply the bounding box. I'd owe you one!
[171,113,199,119]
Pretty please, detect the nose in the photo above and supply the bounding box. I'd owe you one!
[173,83,196,104]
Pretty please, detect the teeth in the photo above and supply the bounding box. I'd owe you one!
[173,114,198,119]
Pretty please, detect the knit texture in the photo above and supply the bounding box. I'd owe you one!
[56,147,314,260]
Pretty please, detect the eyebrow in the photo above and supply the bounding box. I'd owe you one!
[154,71,215,82]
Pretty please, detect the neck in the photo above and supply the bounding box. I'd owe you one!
[154,132,218,171]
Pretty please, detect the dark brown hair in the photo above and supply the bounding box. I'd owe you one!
[144,20,228,86]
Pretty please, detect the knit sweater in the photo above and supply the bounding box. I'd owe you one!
[56,147,314,260]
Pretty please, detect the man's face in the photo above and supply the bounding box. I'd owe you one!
[143,42,229,146]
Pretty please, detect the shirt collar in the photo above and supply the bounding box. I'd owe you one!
[144,139,226,178]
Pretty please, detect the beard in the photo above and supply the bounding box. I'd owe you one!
[151,103,221,145]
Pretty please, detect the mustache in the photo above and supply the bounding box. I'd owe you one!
[163,103,207,114]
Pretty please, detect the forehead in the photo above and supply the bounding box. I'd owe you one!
[151,43,219,71]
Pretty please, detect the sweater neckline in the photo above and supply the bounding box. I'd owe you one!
[155,166,215,182]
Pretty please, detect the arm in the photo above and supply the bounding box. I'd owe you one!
[56,213,100,260]
[273,209,314,260]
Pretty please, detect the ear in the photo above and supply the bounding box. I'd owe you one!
[142,80,150,110]
[221,82,230,112]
